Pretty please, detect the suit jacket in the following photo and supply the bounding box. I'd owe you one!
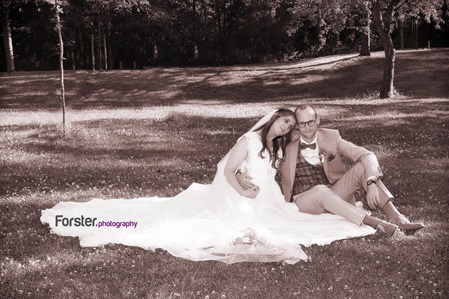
[280,128,383,202]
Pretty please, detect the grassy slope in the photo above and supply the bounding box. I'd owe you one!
[0,49,448,299]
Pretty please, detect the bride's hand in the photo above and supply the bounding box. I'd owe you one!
[291,129,301,141]
[242,186,260,199]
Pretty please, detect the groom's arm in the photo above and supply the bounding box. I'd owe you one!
[236,170,256,190]
[334,130,385,208]
[335,130,383,178]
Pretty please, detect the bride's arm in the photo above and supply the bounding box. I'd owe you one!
[224,137,259,199]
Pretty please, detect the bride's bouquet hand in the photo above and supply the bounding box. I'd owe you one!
[242,186,260,199]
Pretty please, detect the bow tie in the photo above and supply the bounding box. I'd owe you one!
[300,143,317,150]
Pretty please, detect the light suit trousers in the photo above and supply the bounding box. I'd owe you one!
[292,162,393,226]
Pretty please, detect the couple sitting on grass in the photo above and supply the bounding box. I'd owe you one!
[41,104,424,264]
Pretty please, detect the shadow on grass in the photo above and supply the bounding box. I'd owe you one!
[1,49,448,111]
[1,103,448,203]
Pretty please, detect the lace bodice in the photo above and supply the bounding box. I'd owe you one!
[238,132,277,186]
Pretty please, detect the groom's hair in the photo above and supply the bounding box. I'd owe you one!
[295,104,318,119]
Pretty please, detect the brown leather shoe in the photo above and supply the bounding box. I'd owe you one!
[391,214,425,232]
[376,221,398,236]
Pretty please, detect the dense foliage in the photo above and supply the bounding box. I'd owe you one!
[1,0,448,71]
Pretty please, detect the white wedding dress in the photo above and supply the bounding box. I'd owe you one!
[41,131,375,264]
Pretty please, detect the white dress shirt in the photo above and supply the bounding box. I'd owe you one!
[299,136,320,165]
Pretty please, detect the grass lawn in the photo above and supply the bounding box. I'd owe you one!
[1,49,448,299]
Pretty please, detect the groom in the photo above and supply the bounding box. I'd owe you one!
[238,104,424,232]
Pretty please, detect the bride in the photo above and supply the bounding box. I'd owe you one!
[41,109,374,264]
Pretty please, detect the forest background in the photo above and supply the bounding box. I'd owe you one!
[1,0,449,72]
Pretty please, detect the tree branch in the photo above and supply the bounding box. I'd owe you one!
[395,0,409,11]
[372,0,388,40]
[384,0,401,34]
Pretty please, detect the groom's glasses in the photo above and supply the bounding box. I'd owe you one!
[298,119,317,128]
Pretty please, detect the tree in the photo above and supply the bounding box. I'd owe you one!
[289,0,444,98]
[54,0,66,135]
[371,0,397,98]
[2,1,15,72]
[2,0,446,70]
[370,0,444,98]
[289,0,357,56]
[358,2,372,56]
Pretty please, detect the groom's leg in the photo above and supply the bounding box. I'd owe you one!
[330,162,393,208]
[293,185,366,225]
[330,163,411,222]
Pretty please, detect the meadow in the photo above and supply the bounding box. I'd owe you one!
[0,49,448,298]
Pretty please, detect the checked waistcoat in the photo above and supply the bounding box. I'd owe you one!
[292,150,330,196]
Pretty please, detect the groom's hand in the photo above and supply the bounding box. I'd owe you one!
[242,186,260,199]
[236,169,256,190]
[366,184,381,209]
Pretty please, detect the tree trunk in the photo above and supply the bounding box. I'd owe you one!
[103,34,108,70]
[415,20,418,49]
[216,0,223,61]
[398,16,404,49]
[76,28,84,69]
[71,52,75,70]
[360,27,371,56]
[97,16,102,71]
[109,44,114,70]
[2,5,15,72]
[55,0,66,136]
[411,19,418,49]
[153,44,158,60]
[317,9,324,55]
[381,45,395,98]
[194,43,199,61]
[91,34,95,71]
[193,0,198,62]
[360,6,371,56]
[372,0,399,98]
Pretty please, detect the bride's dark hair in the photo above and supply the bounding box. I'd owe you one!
[252,108,296,168]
